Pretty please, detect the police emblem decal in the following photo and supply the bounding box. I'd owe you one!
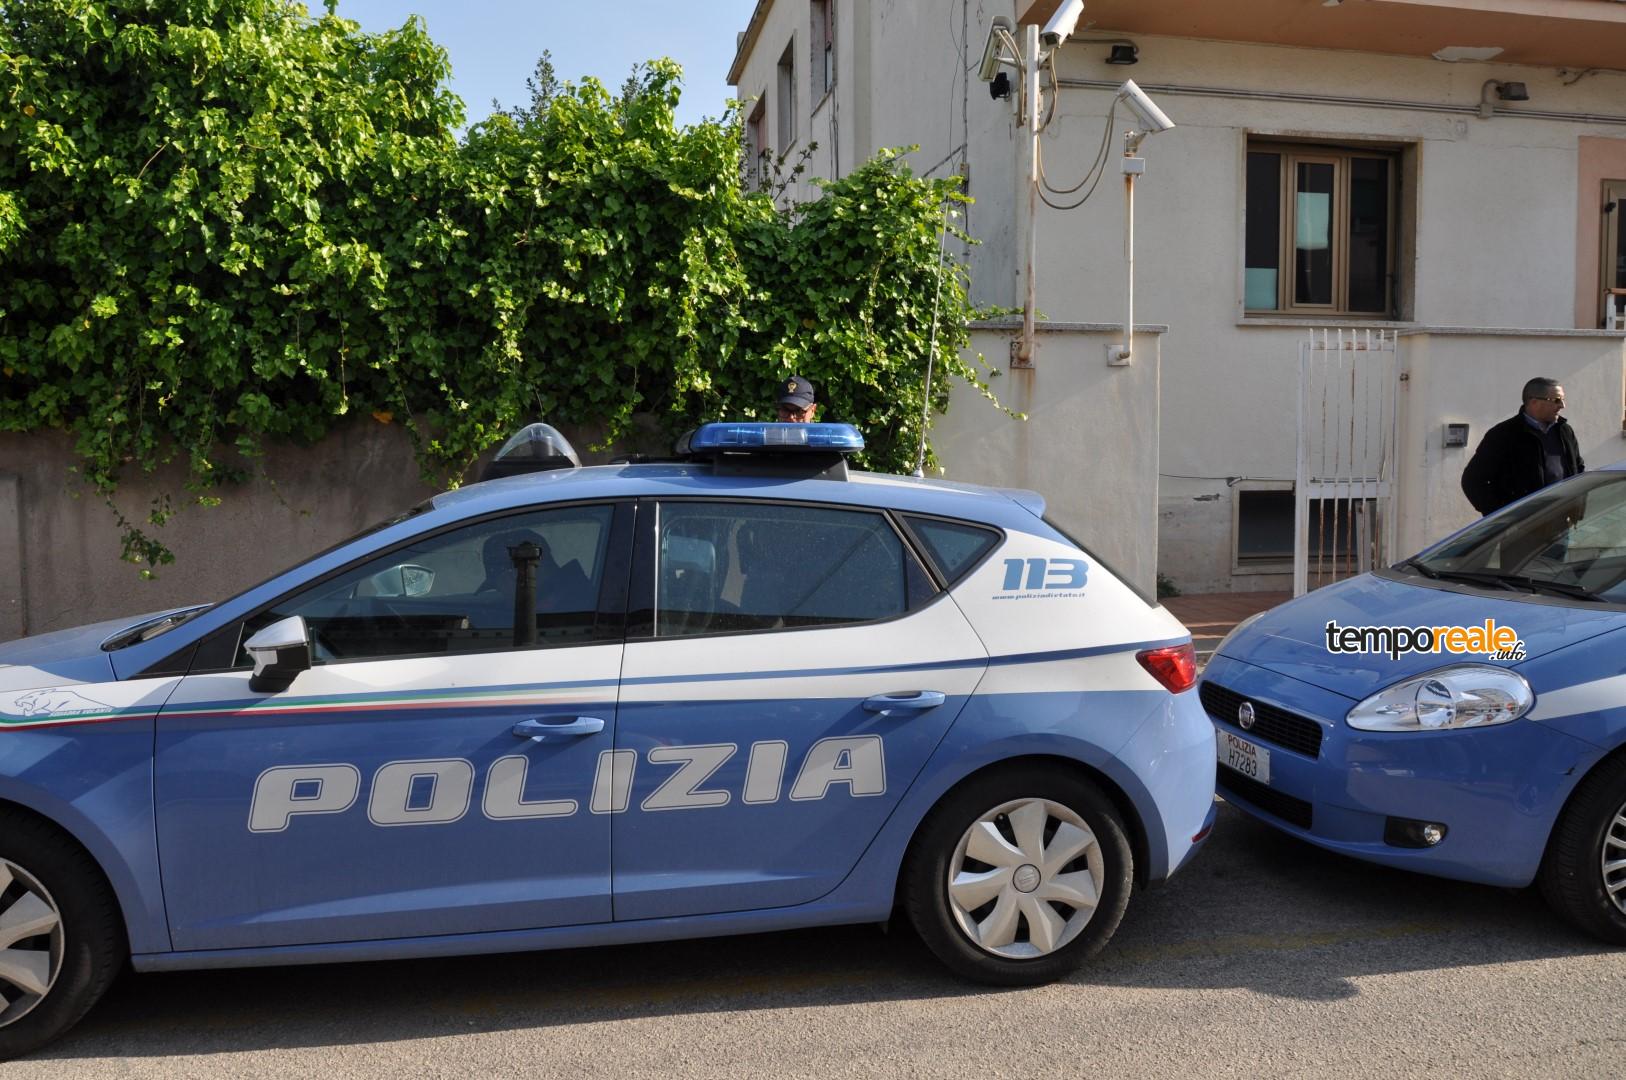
[1237,702,1256,731]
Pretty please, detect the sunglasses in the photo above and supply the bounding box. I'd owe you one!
[1533,396,1565,405]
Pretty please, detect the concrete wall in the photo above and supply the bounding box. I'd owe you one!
[1395,330,1626,556]
[933,323,1163,596]
[0,424,445,639]
[1,373,1163,639]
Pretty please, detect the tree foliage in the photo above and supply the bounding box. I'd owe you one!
[0,0,994,572]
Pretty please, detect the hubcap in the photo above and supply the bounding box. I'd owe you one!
[1602,797,1626,916]
[0,859,65,1029]
[946,797,1104,960]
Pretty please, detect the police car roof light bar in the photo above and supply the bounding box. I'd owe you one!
[675,423,865,482]
[676,422,865,456]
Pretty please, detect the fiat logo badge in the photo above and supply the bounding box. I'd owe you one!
[1237,702,1256,731]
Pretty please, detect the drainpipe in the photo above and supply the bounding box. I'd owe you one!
[1111,138,1145,366]
[1015,23,1040,368]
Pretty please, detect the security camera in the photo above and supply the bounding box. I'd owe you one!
[978,15,1014,82]
[1040,0,1086,48]
[1116,79,1174,134]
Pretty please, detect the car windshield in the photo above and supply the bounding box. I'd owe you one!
[100,603,214,650]
[1401,472,1626,604]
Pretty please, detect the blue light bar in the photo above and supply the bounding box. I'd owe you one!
[677,422,865,456]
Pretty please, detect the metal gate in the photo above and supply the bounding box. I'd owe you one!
[1294,328,1399,596]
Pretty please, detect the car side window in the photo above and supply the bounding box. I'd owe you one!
[901,515,1000,585]
[653,502,933,637]
[235,505,617,665]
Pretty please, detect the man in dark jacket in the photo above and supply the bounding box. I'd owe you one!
[1460,377,1584,515]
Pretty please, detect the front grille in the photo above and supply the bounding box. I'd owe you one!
[1217,765,1314,829]
[1200,681,1325,758]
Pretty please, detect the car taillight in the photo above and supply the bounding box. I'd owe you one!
[1137,643,1196,694]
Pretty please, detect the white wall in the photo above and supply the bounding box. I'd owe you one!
[932,324,1163,596]
[1396,330,1626,556]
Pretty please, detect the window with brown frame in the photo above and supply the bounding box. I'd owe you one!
[1245,142,1398,317]
[810,0,834,102]
[776,41,796,155]
[745,97,767,190]
[1603,180,1626,326]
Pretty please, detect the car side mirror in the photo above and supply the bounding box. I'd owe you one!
[401,564,434,597]
[245,615,312,693]
[359,563,436,598]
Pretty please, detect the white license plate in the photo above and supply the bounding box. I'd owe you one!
[1217,729,1270,784]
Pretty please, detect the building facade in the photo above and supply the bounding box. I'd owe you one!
[730,0,1626,594]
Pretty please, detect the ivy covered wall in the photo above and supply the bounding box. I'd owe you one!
[0,0,994,572]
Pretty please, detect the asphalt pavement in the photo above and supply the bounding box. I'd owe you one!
[16,800,1622,1078]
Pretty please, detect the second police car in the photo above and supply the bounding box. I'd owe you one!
[1203,462,1626,947]
[0,422,1215,1057]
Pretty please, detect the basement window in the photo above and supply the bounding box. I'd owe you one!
[1235,489,1294,566]
[1234,488,1377,572]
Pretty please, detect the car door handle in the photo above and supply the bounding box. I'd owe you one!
[511,716,607,740]
[863,691,947,715]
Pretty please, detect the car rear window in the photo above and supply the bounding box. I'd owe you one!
[901,515,1000,586]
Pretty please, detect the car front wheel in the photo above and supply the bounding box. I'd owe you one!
[1540,754,1626,945]
[903,767,1133,985]
[0,812,125,1061]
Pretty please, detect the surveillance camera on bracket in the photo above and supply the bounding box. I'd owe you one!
[1116,79,1174,135]
[978,15,1015,83]
[1040,0,1086,49]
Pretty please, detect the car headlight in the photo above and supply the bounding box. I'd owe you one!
[1346,665,1532,732]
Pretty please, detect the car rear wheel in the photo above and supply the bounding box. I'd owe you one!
[903,767,1132,985]
[1539,753,1626,946]
[0,812,125,1061]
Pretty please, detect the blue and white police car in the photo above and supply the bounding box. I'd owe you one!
[0,422,1214,1057]
[1204,463,1626,945]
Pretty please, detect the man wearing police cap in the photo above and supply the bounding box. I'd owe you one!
[776,375,818,423]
